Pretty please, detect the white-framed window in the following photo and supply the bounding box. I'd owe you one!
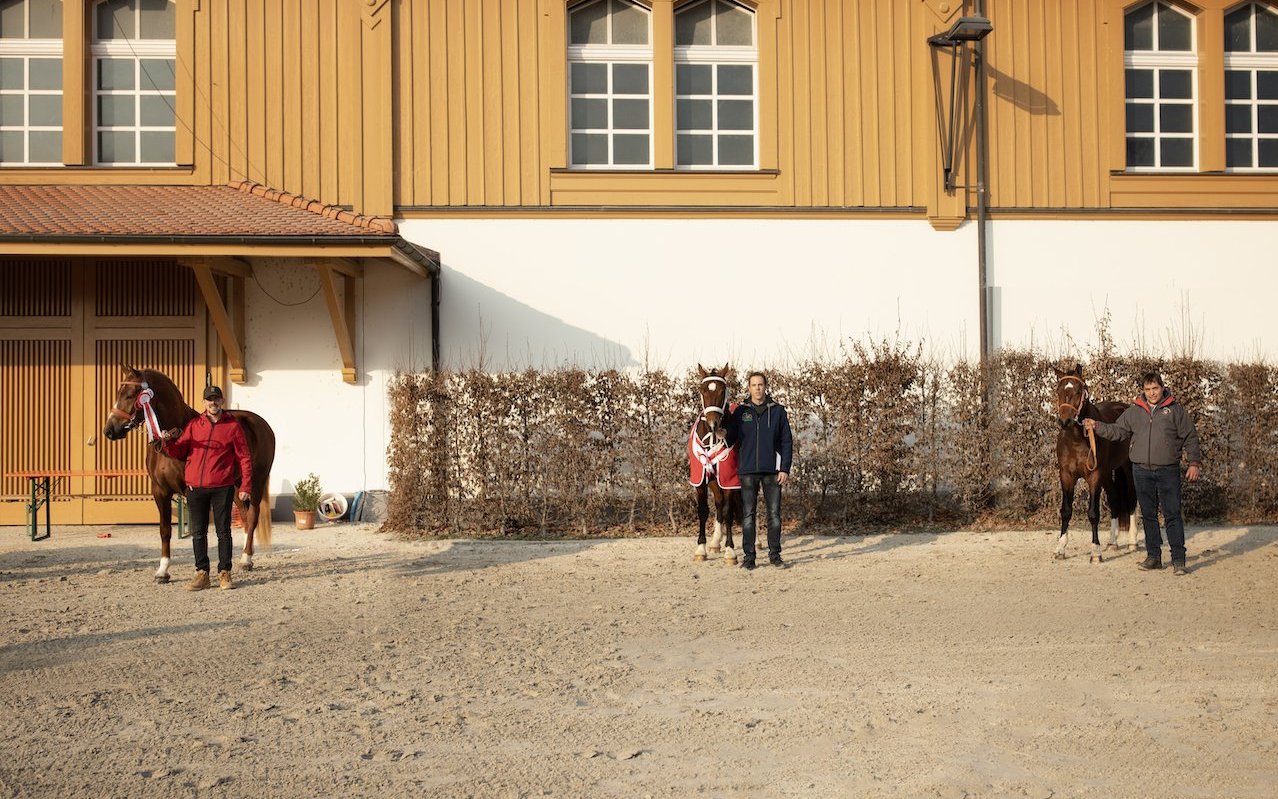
[92,0,175,166]
[567,0,652,168]
[1124,1,1198,170]
[1224,2,1278,170]
[0,0,62,165]
[674,0,757,169]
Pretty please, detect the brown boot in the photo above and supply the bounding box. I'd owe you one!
[218,570,234,590]
[187,570,210,591]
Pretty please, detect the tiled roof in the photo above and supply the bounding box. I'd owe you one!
[0,182,399,238]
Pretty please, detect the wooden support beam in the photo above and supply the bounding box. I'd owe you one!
[325,257,365,279]
[316,260,358,384]
[185,262,247,384]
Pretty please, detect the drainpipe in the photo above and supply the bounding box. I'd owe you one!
[431,271,441,373]
[974,0,991,369]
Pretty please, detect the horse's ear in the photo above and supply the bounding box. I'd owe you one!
[720,362,730,377]
[1052,366,1065,378]
[696,363,707,377]
[1073,362,1083,377]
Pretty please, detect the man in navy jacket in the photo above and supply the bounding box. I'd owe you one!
[727,371,794,569]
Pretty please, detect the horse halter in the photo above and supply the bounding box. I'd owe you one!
[1056,375,1088,424]
[697,374,729,447]
[109,379,148,430]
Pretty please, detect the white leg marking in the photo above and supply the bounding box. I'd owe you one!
[722,546,737,565]
[1054,533,1068,556]
[1106,519,1119,548]
[155,556,171,579]
[710,520,724,553]
[240,552,253,567]
[1091,542,1103,563]
[695,543,707,561]
[1129,513,1139,552]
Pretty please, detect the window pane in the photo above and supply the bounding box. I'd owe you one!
[30,0,61,38]
[29,93,60,126]
[718,64,752,96]
[612,98,647,130]
[718,99,752,130]
[98,94,134,126]
[1160,104,1192,133]
[1157,4,1191,51]
[1259,105,1278,134]
[1126,136,1155,166]
[1259,139,1278,166]
[140,94,172,126]
[97,0,133,40]
[676,64,711,95]
[28,129,59,162]
[612,132,648,164]
[612,63,647,94]
[675,0,711,46]
[1161,137,1193,166]
[139,0,174,40]
[141,59,175,92]
[571,63,607,94]
[0,94,23,125]
[571,98,607,129]
[98,58,134,90]
[139,130,173,162]
[1226,104,1253,134]
[612,0,648,45]
[676,98,711,130]
[569,0,607,45]
[1124,3,1153,50]
[1125,68,1153,99]
[1159,70,1191,100]
[0,0,24,39]
[1224,7,1250,52]
[1126,103,1153,133]
[1226,137,1253,168]
[718,134,753,165]
[1259,71,1278,100]
[716,1,752,46]
[677,133,711,165]
[1259,6,1278,52]
[0,57,23,90]
[0,130,22,160]
[571,132,607,165]
[29,58,59,90]
[98,130,134,162]
[1225,70,1251,100]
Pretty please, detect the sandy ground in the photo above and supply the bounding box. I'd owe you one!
[0,522,1276,799]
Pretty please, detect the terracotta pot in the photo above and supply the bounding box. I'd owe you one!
[294,510,316,530]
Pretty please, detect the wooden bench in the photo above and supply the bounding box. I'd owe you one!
[3,471,187,542]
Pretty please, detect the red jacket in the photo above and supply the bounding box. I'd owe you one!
[163,412,253,492]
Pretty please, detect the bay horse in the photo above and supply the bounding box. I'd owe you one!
[102,365,276,584]
[689,364,742,565]
[1053,364,1138,562]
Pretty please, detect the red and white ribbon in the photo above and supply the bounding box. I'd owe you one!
[136,387,163,442]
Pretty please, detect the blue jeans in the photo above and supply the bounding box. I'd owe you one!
[1133,465,1185,562]
[740,473,782,562]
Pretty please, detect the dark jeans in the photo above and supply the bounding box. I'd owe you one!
[1133,465,1185,563]
[740,473,782,562]
[187,485,235,574]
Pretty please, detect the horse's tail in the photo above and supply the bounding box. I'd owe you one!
[1112,462,1138,519]
[256,483,272,549]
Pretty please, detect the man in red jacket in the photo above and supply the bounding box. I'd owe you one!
[161,385,253,591]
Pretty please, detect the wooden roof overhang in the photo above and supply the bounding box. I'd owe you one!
[0,183,442,383]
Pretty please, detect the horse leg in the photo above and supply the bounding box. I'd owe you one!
[1055,478,1074,560]
[153,492,173,584]
[1086,474,1104,563]
[708,483,724,554]
[694,487,709,561]
[239,496,256,571]
[713,485,737,565]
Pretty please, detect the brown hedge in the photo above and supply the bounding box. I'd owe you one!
[384,346,1278,537]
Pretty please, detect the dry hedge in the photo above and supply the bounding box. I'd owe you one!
[384,347,1278,537]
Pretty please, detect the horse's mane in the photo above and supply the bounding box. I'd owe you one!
[138,368,200,427]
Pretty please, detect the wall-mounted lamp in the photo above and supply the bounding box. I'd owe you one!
[928,15,993,193]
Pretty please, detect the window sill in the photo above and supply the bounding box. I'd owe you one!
[1109,170,1278,208]
[550,168,779,175]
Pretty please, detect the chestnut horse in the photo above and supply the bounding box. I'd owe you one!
[102,366,276,584]
[689,364,742,565]
[1053,364,1138,562]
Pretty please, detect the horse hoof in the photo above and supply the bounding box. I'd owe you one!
[694,554,706,562]
[155,574,171,584]
[1090,555,1103,564]
[724,555,737,565]
[708,547,721,554]
[241,562,254,572]
[1052,552,1066,561]
[1105,544,1118,551]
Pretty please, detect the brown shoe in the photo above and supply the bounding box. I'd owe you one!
[1172,560,1188,576]
[218,570,234,590]
[187,570,210,591]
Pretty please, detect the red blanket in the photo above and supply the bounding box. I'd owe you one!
[688,422,740,490]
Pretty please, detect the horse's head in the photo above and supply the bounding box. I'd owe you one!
[696,363,733,434]
[103,364,149,441]
[1053,363,1088,428]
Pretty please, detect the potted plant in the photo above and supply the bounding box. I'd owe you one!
[293,472,322,529]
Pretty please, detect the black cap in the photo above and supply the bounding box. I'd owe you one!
[203,385,224,401]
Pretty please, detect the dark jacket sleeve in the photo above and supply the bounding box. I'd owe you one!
[1177,406,1203,465]
[722,405,740,448]
[230,419,253,494]
[162,423,193,460]
[778,407,793,473]
[1092,407,1135,442]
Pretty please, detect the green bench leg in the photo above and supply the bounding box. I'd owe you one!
[174,495,188,539]
[28,477,51,542]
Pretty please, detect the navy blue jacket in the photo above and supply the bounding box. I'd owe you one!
[728,397,793,475]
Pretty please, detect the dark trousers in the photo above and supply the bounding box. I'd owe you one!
[187,485,235,574]
[1133,465,1185,563]
[740,473,782,561]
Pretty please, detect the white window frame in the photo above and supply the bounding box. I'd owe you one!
[1224,3,1278,172]
[91,1,176,167]
[0,3,62,166]
[1123,2,1199,172]
[673,0,758,170]
[567,0,653,170]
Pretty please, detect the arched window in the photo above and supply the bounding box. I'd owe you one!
[1124,1,1197,170]
[0,0,62,165]
[674,0,757,169]
[92,0,175,166]
[567,0,652,168]
[1224,2,1278,169]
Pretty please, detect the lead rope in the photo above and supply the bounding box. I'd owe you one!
[1086,425,1098,472]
